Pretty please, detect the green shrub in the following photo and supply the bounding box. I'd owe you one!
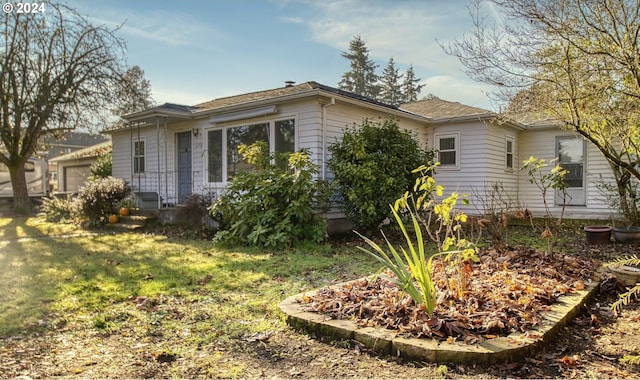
[89,152,112,179]
[210,142,330,248]
[38,195,75,222]
[327,117,434,232]
[75,176,130,227]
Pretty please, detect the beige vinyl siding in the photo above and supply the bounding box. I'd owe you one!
[473,123,521,214]
[518,128,614,219]
[430,120,490,214]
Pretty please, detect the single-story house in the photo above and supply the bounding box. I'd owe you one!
[49,140,112,193]
[105,81,617,226]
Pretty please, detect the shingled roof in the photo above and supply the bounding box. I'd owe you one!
[400,96,494,120]
[195,81,398,111]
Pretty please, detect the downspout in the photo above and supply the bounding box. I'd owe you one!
[321,97,335,180]
[164,117,168,207]
[156,117,161,209]
[136,123,141,192]
[129,123,133,191]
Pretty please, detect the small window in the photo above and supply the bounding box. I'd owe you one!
[134,140,145,174]
[506,136,514,170]
[436,133,458,168]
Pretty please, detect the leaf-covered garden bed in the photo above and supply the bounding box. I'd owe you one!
[300,246,601,343]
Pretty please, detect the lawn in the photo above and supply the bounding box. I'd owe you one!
[1,217,638,378]
[0,217,380,377]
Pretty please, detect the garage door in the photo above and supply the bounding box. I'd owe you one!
[64,165,91,192]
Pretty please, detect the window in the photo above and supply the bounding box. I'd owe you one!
[557,136,584,188]
[208,130,223,182]
[435,133,458,168]
[556,136,586,205]
[227,123,269,179]
[133,140,145,174]
[506,136,514,170]
[207,118,296,182]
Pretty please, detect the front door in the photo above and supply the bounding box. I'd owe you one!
[556,136,586,206]
[177,131,192,203]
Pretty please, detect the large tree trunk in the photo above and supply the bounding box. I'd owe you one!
[9,164,31,216]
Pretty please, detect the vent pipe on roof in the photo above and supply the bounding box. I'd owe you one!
[285,81,296,87]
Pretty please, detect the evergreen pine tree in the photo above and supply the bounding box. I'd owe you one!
[401,65,425,103]
[338,35,380,99]
[378,58,404,106]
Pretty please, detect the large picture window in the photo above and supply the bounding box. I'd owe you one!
[207,118,296,182]
[227,123,269,179]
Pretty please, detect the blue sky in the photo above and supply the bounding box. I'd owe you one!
[66,0,498,110]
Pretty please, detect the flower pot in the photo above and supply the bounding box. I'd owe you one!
[119,207,131,217]
[613,226,640,243]
[108,214,119,224]
[608,263,640,286]
[583,225,612,245]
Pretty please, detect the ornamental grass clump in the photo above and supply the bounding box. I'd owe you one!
[356,163,478,316]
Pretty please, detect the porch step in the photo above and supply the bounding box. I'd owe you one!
[105,210,157,231]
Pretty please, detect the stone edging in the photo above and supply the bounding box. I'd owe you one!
[279,278,599,365]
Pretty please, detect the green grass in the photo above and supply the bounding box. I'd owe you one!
[0,217,379,344]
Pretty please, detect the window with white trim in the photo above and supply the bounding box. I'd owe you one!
[435,133,459,168]
[207,118,296,182]
[133,139,145,174]
[506,136,514,170]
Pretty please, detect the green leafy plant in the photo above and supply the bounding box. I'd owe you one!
[210,142,330,249]
[88,152,112,180]
[356,163,478,316]
[74,176,130,227]
[327,117,434,233]
[38,194,75,222]
[609,255,640,365]
[521,156,569,254]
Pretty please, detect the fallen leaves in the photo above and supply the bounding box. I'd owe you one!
[301,246,601,342]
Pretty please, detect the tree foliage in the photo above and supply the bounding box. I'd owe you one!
[402,65,425,103]
[327,117,434,232]
[378,58,404,106]
[0,3,136,215]
[339,35,426,106]
[339,35,380,99]
[443,0,640,223]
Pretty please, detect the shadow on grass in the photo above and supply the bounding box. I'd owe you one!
[0,219,377,339]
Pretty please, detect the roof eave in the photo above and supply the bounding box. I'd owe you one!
[193,88,432,123]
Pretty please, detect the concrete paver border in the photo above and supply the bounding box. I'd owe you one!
[280,278,599,364]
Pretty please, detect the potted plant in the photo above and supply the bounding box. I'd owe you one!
[118,197,134,217]
[613,225,640,243]
[583,225,612,245]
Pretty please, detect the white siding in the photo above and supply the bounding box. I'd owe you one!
[430,120,489,214]
[518,128,615,219]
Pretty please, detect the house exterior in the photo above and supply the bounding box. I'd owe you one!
[48,140,112,193]
[106,81,617,224]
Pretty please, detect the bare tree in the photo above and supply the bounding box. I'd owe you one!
[0,3,127,215]
[443,0,640,223]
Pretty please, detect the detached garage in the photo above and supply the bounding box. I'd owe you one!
[49,140,112,193]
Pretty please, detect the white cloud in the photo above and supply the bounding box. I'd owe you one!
[85,7,228,48]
